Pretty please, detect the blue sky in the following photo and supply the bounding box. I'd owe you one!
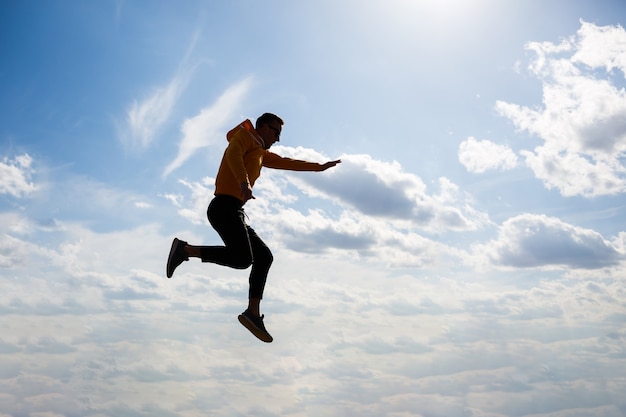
[1,0,626,416]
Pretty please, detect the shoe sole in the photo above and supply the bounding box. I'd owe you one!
[238,314,273,343]
[166,238,182,278]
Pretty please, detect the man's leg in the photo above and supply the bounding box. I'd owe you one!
[236,226,274,343]
[166,195,251,278]
[245,226,273,317]
[199,196,253,268]
[167,195,274,342]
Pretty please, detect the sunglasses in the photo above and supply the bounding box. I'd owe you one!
[267,125,281,139]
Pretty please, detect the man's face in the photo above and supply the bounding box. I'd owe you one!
[259,122,281,149]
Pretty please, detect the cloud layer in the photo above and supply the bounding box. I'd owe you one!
[1,209,625,416]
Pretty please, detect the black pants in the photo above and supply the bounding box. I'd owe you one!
[200,195,273,299]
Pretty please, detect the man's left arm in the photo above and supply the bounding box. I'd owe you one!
[263,152,341,172]
[318,160,342,171]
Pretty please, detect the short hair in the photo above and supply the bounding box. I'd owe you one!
[255,113,284,129]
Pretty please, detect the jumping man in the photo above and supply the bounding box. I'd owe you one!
[166,113,341,342]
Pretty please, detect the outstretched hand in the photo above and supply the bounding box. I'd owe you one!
[320,159,342,171]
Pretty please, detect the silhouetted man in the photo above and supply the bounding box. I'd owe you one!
[167,113,341,342]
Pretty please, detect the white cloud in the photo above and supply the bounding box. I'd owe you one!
[174,177,215,224]
[519,145,625,197]
[473,213,624,270]
[162,77,253,178]
[0,153,36,197]
[495,21,626,197]
[458,137,518,173]
[134,201,152,209]
[272,149,489,233]
[572,20,626,75]
[122,71,191,150]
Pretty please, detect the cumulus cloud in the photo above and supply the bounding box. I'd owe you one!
[273,148,488,233]
[163,77,253,178]
[571,20,626,76]
[475,213,624,269]
[458,137,518,173]
[496,21,626,197]
[0,153,36,197]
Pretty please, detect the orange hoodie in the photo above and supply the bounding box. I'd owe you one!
[214,119,326,201]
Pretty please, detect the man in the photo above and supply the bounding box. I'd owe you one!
[166,113,341,343]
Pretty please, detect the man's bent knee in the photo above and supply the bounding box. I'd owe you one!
[232,253,253,269]
[255,247,273,268]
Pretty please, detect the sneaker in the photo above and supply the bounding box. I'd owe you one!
[238,309,273,343]
[166,238,188,278]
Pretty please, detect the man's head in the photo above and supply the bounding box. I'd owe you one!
[255,113,283,149]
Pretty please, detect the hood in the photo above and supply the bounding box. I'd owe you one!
[226,119,255,142]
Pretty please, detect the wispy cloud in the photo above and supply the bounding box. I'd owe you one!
[122,71,190,150]
[114,0,125,27]
[162,76,253,178]
[120,30,203,151]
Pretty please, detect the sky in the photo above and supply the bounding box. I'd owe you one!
[1,0,626,416]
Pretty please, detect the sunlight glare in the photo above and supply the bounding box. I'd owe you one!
[389,0,490,32]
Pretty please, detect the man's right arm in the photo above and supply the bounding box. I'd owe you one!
[239,182,254,201]
[224,135,257,201]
